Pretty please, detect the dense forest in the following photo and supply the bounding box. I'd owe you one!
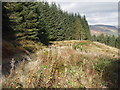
[92,34,120,49]
[2,2,91,46]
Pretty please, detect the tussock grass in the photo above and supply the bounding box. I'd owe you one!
[2,40,119,88]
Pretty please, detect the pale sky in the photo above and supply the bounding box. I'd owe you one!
[46,0,119,26]
[2,0,119,26]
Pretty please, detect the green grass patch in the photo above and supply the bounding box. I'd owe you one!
[95,59,111,73]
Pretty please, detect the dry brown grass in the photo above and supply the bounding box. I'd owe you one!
[2,40,119,88]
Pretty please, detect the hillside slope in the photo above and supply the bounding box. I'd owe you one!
[90,25,118,36]
[2,40,119,88]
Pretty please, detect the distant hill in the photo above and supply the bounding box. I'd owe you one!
[89,24,118,36]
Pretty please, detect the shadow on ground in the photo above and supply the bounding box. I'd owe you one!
[103,58,120,88]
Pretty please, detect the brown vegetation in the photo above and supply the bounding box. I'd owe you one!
[2,40,119,88]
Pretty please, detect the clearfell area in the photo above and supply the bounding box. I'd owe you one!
[2,40,119,88]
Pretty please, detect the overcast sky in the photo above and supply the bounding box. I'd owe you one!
[46,1,118,26]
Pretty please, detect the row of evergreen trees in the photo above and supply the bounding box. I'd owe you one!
[92,34,120,49]
[2,2,91,45]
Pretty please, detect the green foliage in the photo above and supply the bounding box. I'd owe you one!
[72,43,83,51]
[72,41,90,50]
[92,34,119,49]
[74,15,84,40]
[81,15,91,40]
[95,59,111,73]
[2,3,16,41]
[23,46,36,53]
[3,2,91,46]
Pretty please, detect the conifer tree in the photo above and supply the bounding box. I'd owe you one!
[74,15,84,40]
[3,2,92,45]
[81,15,91,40]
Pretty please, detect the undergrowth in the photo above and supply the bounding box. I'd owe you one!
[2,40,119,88]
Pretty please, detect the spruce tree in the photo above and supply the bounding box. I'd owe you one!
[74,15,84,40]
[3,2,92,46]
[81,15,91,40]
